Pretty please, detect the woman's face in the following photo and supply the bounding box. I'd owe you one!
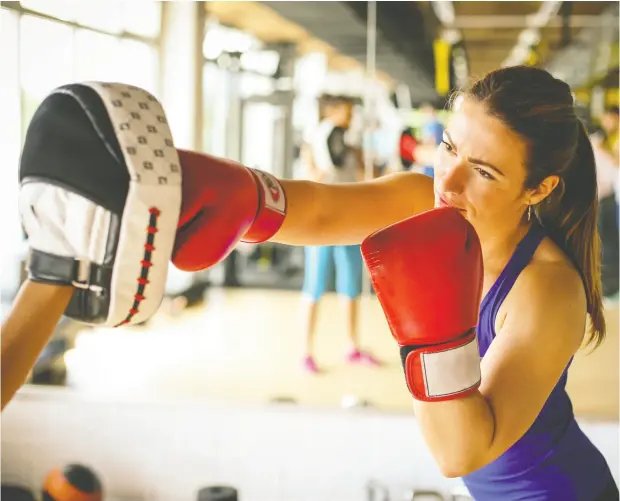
[433,98,532,240]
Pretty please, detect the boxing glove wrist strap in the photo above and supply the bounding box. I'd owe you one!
[243,169,287,243]
[27,250,77,286]
[400,329,481,402]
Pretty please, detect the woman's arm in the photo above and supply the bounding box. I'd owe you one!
[412,264,586,477]
[272,171,435,246]
[1,280,73,410]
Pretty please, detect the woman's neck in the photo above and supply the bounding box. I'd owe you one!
[480,221,533,273]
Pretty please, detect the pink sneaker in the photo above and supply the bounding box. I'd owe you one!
[303,355,320,374]
[347,349,382,367]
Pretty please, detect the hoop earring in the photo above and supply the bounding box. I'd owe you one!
[527,205,532,222]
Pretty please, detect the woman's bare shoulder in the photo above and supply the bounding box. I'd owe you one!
[506,236,587,341]
[523,236,585,296]
[534,235,574,266]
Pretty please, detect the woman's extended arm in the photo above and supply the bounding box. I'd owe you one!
[1,281,73,410]
[271,171,435,246]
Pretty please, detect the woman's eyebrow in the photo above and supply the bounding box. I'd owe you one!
[444,130,505,177]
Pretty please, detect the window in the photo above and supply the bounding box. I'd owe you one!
[17,4,161,135]
[19,15,74,136]
[20,0,75,22]
[0,9,23,267]
[116,38,159,95]
[122,1,161,38]
[73,1,124,34]
[1,2,162,280]
[202,62,229,157]
[21,0,161,37]
[241,102,278,173]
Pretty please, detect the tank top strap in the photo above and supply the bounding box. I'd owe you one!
[480,223,547,312]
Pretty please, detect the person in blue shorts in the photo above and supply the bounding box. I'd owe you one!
[298,94,380,373]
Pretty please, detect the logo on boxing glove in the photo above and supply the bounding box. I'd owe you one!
[253,170,286,214]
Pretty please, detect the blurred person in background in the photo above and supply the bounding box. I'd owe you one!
[418,102,445,178]
[364,117,397,177]
[591,106,619,300]
[298,94,380,373]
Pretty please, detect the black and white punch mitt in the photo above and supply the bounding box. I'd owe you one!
[18,82,182,327]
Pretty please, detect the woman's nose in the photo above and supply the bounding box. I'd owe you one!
[436,159,468,194]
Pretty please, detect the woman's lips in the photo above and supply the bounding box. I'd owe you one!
[437,194,461,210]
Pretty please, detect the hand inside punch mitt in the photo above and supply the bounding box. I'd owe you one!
[361,208,484,401]
[18,82,286,328]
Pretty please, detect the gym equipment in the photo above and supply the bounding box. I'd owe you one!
[30,338,67,386]
[269,396,298,405]
[1,484,36,501]
[399,128,418,170]
[42,464,102,501]
[29,313,87,386]
[20,82,182,328]
[341,394,374,410]
[409,490,445,500]
[223,243,303,291]
[197,486,238,501]
[365,480,389,501]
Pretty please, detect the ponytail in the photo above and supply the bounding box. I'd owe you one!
[465,66,607,347]
[536,121,605,347]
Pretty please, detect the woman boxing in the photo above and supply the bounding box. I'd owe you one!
[277,66,616,500]
[177,64,615,499]
[4,65,617,499]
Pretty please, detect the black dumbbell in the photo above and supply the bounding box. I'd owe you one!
[409,490,445,501]
[197,486,238,501]
[1,485,36,501]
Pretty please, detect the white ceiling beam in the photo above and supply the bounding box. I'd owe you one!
[502,0,564,67]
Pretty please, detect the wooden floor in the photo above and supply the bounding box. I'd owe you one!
[56,288,619,421]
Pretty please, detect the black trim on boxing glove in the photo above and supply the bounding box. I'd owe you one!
[65,265,113,324]
[27,250,78,286]
[26,209,122,324]
[399,345,416,375]
[27,249,113,324]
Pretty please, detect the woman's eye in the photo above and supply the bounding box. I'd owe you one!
[441,140,454,153]
[475,167,495,181]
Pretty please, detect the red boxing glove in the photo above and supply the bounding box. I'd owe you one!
[171,150,287,271]
[361,207,483,402]
[399,132,417,164]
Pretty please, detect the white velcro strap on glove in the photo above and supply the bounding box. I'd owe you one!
[19,182,112,266]
[404,331,481,402]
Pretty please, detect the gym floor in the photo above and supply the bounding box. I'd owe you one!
[59,288,619,422]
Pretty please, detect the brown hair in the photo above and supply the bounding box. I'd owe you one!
[464,66,604,347]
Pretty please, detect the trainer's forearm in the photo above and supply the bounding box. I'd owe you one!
[1,281,73,410]
[412,391,495,477]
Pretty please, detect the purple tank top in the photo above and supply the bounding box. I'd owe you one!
[462,223,614,500]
